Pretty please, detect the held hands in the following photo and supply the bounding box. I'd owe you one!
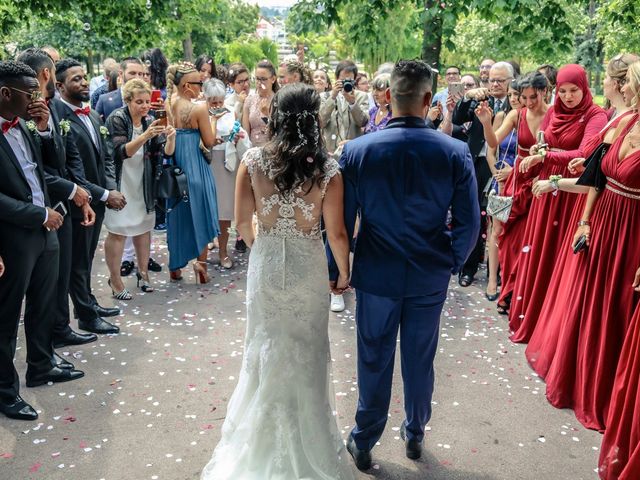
[330,272,351,294]
[568,157,586,175]
[519,155,543,173]
[72,186,91,207]
[532,179,553,198]
[28,98,50,131]
[106,190,126,210]
[573,224,591,249]
[44,208,64,231]
[80,203,96,226]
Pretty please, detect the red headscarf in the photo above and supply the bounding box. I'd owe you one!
[546,64,602,148]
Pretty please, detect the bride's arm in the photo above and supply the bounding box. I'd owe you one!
[234,163,256,247]
[323,175,350,290]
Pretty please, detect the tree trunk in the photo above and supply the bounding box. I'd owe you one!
[183,35,194,62]
[86,49,94,77]
[421,0,443,88]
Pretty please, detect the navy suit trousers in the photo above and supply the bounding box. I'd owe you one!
[352,289,445,451]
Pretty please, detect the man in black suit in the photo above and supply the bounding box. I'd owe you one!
[452,61,514,287]
[95,57,145,121]
[54,58,126,335]
[16,48,101,351]
[0,61,84,420]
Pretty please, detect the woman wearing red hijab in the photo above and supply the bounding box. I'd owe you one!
[541,62,640,431]
[508,64,607,340]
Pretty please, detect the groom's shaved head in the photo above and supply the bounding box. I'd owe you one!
[390,60,433,111]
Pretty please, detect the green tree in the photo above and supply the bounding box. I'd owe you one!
[596,0,640,58]
[224,36,278,70]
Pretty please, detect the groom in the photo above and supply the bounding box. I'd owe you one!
[329,59,480,469]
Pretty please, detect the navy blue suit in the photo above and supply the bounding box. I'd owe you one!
[328,116,479,450]
[95,88,122,121]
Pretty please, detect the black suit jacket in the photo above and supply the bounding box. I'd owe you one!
[53,100,116,216]
[452,96,510,159]
[0,121,55,231]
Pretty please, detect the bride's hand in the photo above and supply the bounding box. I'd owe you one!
[335,273,350,293]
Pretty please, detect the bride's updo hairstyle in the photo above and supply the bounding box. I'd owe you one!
[264,83,328,195]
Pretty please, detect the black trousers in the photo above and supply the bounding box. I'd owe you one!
[462,156,491,278]
[69,205,104,323]
[53,215,73,336]
[0,229,58,401]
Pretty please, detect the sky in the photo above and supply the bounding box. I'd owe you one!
[249,0,297,6]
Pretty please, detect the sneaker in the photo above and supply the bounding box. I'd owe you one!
[154,223,167,232]
[330,293,345,312]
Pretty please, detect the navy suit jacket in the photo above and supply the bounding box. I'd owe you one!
[95,88,123,121]
[328,116,480,298]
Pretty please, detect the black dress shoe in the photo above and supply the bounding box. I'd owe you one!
[53,352,74,370]
[148,257,162,272]
[346,435,372,471]
[400,423,422,460]
[485,290,499,302]
[52,329,98,348]
[235,238,247,253]
[26,367,85,387]
[120,260,135,277]
[79,317,120,334]
[94,305,120,318]
[458,274,473,287]
[0,396,38,420]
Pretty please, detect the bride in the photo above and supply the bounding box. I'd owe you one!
[201,83,354,479]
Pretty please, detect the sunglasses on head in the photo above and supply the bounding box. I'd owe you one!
[9,86,42,101]
[186,81,203,87]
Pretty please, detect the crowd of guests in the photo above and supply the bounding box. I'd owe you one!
[0,43,638,479]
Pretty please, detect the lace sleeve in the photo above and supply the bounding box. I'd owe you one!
[321,158,341,198]
[241,147,262,176]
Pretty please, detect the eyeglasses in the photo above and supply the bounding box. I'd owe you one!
[255,77,271,83]
[234,78,250,85]
[186,81,203,87]
[489,78,510,84]
[9,86,42,101]
[479,65,493,70]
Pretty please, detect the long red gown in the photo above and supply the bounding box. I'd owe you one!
[543,115,640,431]
[599,303,640,480]
[526,111,634,379]
[508,106,607,340]
[497,108,535,307]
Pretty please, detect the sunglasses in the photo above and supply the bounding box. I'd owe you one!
[187,81,203,87]
[9,86,42,101]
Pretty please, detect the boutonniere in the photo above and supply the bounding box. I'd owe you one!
[99,126,109,139]
[26,120,37,133]
[59,119,71,136]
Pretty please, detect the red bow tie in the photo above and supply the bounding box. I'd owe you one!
[74,107,91,116]
[1,117,19,134]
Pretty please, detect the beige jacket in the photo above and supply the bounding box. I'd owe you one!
[319,90,370,154]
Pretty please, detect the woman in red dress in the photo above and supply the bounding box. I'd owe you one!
[599,298,640,480]
[542,61,640,431]
[477,72,549,314]
[508,65,607,341]
[525,54,638,379]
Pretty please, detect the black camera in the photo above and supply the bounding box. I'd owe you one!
[342,79,355,93]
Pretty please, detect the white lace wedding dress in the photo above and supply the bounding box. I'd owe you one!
[201,148,354,480]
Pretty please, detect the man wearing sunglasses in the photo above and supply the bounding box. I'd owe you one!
[0,61,85,421]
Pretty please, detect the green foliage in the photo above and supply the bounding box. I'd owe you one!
[596,0,640,58]
[224,36,278,70]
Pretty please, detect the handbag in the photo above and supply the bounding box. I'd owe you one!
[575,142,609,191]
[155,156,189,211]
[486,127,517,223]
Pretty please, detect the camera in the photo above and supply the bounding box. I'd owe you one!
[342,79,355,93]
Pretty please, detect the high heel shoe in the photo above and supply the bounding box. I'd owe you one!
[193,261,210,284]
[136,272,154,293]
[169,269,183,282]
[108,278,132,300]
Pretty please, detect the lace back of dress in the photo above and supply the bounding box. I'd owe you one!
[242,147,339,239]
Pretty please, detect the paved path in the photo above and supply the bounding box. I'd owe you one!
[0,232,601,479]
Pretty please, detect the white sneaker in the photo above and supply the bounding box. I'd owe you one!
[330,293,345,312]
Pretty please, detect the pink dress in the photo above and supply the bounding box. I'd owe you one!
[244,93,272,147]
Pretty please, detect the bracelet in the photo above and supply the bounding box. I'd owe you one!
[549,175,562,191]
[578,220,590,226]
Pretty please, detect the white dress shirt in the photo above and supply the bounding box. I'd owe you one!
[0,116,51,223]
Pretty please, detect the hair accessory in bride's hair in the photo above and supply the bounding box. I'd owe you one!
[306,156,314,163]
[281,110,319,153]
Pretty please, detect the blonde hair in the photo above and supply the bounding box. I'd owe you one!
[626,61,640,108]
[607,53,640,81]
[165,62,198,114]
[122,78,151,103]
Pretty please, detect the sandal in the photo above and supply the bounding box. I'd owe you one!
[108,278,132,300]
[136,272,154,293]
